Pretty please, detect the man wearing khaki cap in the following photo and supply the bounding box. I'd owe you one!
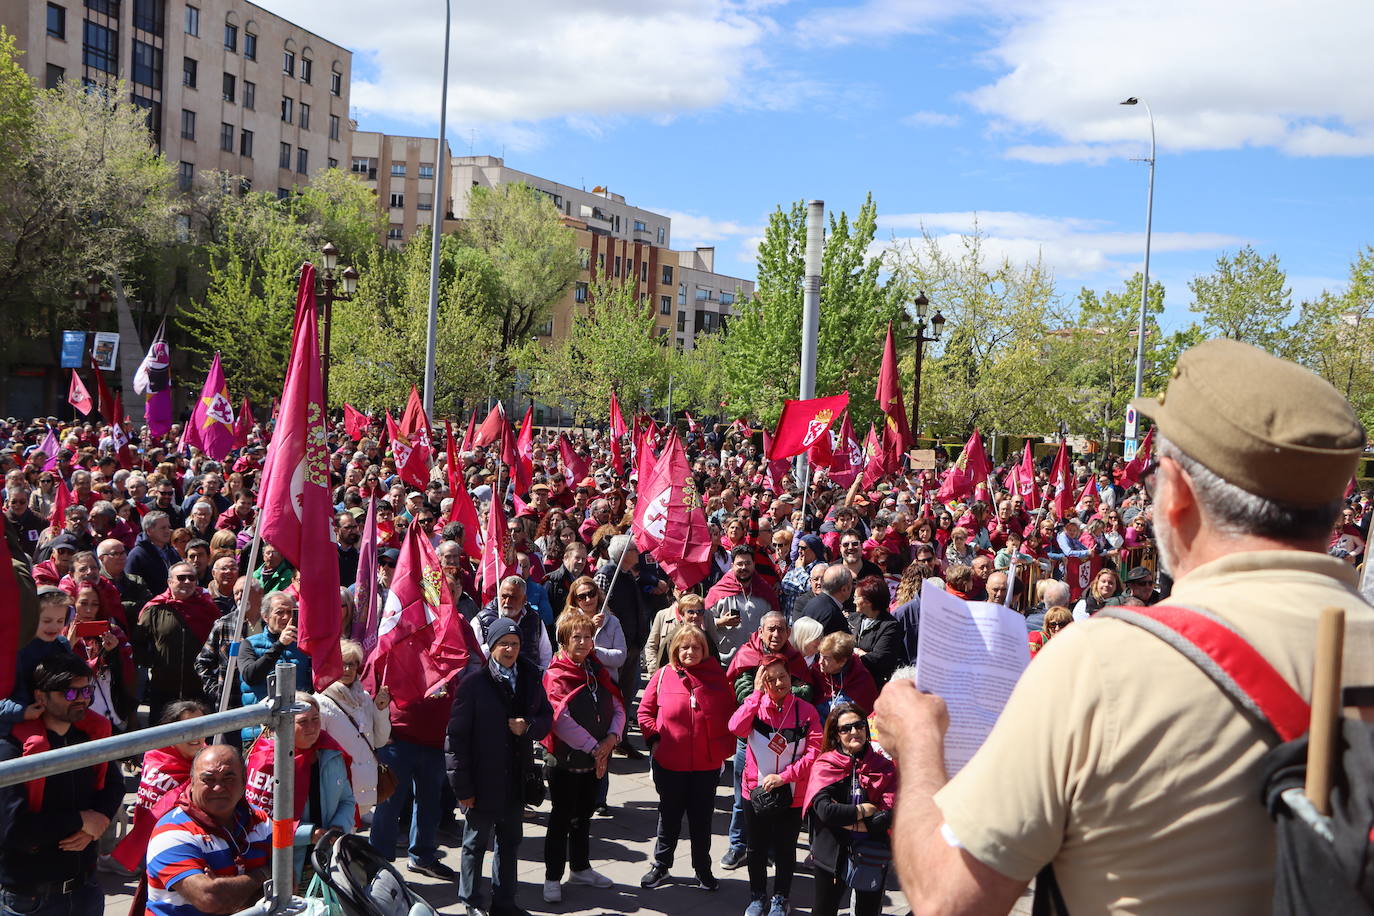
[874,338,1374,915]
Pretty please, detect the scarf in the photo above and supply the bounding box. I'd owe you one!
[725,631,812,687]
[540,652,622,755]
[244,731,351,819]
[146,588,221,644]
[112,746,193,870]
[802,744,897,815]
[12,712,112,811]
[704,570,779,614]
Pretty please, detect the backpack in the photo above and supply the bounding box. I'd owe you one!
[1075,604,1374,916]
[310,830,440,916]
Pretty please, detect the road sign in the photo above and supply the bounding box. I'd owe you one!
[1124,405,1138,440]
[1124,438,1138,462]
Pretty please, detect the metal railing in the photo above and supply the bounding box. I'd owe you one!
[0,662,305,916]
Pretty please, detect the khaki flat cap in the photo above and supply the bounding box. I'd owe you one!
[1131,338,1365,506]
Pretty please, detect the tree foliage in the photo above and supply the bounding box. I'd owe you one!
[1287,246,1374,432]
[1188,245,1293,349]
[459,183,581,348]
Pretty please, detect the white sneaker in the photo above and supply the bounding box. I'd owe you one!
[569,867,613,888]
[543,880,562,903]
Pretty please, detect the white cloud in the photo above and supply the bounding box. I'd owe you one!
[658,210,765,248]
[793,0,976,47]
[903,110,962,128]
[269,0,775,134]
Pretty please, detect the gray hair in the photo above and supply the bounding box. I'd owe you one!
[264,590,296,613]
[821,564,854,597]
[607,533,635,564]
[1037,579,1071,607]
[789,616,823,654]
[142,510,169,533]
[1158,436,1342,541]
[499,575,527,594]
[89,500,116,519]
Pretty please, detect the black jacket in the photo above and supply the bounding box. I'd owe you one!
[855,611,905,686]
[808,764,893,875]
[804,593,852,636]
[543,565,577,621]
[445,658,553,814]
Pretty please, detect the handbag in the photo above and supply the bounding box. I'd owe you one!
[523,765,546,807]
[846,834,892,893]
[749,700,801,816]
[304,873,344,916]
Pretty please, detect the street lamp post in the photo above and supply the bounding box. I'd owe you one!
[1120,97,1156,405]
[317,242,359,412]
[72,274,113,327]
[906,291,945,441]
[422,0,453,418]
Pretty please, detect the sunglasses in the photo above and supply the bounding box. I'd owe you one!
[1048,621,1069,632]
[173,573,197,582]
[837,721,868,734]
[575,592,598,601]
[52,686,96,702]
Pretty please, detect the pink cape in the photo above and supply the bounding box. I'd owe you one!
[802,745,897,815]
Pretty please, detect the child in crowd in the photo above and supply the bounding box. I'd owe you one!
[0,586,75,735]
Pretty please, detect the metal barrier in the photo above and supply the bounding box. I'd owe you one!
[0,661,305,916]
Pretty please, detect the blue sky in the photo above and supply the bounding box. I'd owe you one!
[273,0,1374,332]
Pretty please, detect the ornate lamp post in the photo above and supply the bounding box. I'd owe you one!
[907,291,945,440]
[317,241,358,410]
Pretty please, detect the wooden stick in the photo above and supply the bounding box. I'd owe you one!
[1305,606,1345,815]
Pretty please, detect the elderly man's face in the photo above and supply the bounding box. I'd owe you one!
[986,573,1009,604]
[190,750,245,823]
[72,556,99,583]
[212,557,237,590]
[564,545,588,576]
[191,503,212,527]
[759,616,789,653]
[6,491,27,516]
[169,564,199,599]
[439,543,462,572]
[497,582,526,618]
[971,556,992,581]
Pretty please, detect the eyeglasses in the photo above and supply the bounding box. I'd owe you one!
[837,721,868,734]
[1047,621,1069,632]
[172,573,197,582]
[51,686,96,702]
[575,592,598,601]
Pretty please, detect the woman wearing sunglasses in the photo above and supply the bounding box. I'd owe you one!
[804,703,896,916]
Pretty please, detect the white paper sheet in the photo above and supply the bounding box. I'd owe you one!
[914,579,1031,775]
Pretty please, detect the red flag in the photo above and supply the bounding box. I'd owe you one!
[232,397,254,449]
[937,429,990,501]
[479,485,516,603]
[366,518,482,705]
[684,411,701,435]
[67,371,93,416]
[460,408,478,452]
[444,420,482,559]
[610,434,625,477]
[354,495,379,649]
[1008,440,1040,510]
[91,359,116,423]
[1116,427,1155,489]
[0,516,19,697]
[399,387,434,481]
[1078,475,1099,507]
[474,403,506,447]
[48,475,74,528]
[515,406,534,482]
[609,391,628,438]
[760,431,790,495]
[860,423,889,490]
[258,262,343,690]
[878,322,914,451]
[499,418,531,495]
[108,394,132,470]
[558,434,590,486]
[386,411,429,490]
[632,431,711,588]
[1066,554,1103,602]
[1050,440,1074,519]
[184,352,236,461]
[343,403,370,441]
[807,424,834,470]
[828,411,862,488]
[768,392,849,461]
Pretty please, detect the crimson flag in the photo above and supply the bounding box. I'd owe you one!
[1078,475,1099,507]
[1066,555,1103,602]
[184,352,236,461]
[91,359,116,423]
[860,423,889,490]
[828,411,863,488]
[684,411,701,435]
[232,398,254,449]
[365,518,482,705]
[444,420,483,559]
[878,322,914,451]
[68,371,93,416]
[609,391,628,438]
[258,262,343,690]
[354,495,379,651]
[1049,440,1074,519]
[760,431,790,495]
[474,403,506,447]
[0,516,19,697]
[499,417,531,495]
[479,485,516,603]
[399,386,434,482]
[515,406,534,486]
[558,434,590,486]
[460,408,478,453]
[1116,427,1155,489]
[632,430,711,588]
[1003,440,1040,510]
[610,434,625,477]
[108,393,132,470]
[48,475,74,528]
[386,410,429,490]
[343,403,370,441]
[768,392,849,461]
[807,424,834,470]
[937,429,990,501]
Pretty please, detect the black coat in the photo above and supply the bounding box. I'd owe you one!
[445,657,553,814]
[855,611,905,686]
[803,593,852,636]
[808,767,893,875]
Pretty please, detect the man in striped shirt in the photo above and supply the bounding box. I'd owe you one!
[146,746,270,916]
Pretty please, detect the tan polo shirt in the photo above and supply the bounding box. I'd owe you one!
[934,549,1374,915]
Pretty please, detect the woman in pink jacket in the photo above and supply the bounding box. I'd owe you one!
[637,625,736,892]
[728,655,822,916]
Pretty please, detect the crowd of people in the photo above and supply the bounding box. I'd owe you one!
[2,336,1371,916]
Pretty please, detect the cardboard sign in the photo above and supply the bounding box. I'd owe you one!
[909,448,937,470]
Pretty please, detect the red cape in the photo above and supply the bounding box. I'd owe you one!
[725,631,812,688]
[802,744,897,815]
[540,652,623,755]
[705,570,779,614]
[808,656,879,715]
[145,588,221,644]
[112,746,192,870]
[245,731,351,819]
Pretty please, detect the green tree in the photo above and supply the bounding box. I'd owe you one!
[1287,246,1374,430]
[721,195,903,426]
[513,271,668,424]
[671,331,730,421]
[1060,274,1165,439]
[459,183,580,348]
[1188,245,1293,350]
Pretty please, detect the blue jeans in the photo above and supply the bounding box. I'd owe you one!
[368,739,444,865]
[1,881,102,916]
[728,738,748,852]
[460,807,523,907]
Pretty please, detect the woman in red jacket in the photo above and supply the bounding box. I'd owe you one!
[637,625,736,892]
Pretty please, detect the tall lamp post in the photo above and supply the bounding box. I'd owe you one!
[1120,96,1155,406]
[317,242,359,412]
[907,291,945,441]
[422,0,453,418]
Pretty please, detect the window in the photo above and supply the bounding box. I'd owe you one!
[660,296,671,316]
[180,108,195,139]
[657,226,666,245]
[351,157,369,173]
[277,187,290,200]
[178,161,194,191]
[418,163,434,179]
[47,3,65,39]
[239,128,253,157]
[387,225,404,241]
[280,96,292,122]
[416,193,433,211]
[658,327,668,337]
[327,157,337,169]
[574,282,588,303]
[243,80,254,109]
[390,162,405,177]
[661,265,673,285]
[82,21,117,73]
[720,292,735,306]
[132,40,161,88]
[282,50,294,75]
[634,219,647,232]
[695,288,710,301]
[677,283,686,306]
[330,68,341,96]
[182,56,197,87]
[45,64,65,88]
[85,0,118,16]
[279,141,291,169]
[221,72,234,102]
[133,0,163,33]
[184,4,198,35]
[131,94,160,134]
[296,147,308,174]
[243,32,256,60]
[535,320,553,336]
[238,178,251,194]
[219,122,233,151]
[298,102,309,130]
[613,256,621,278]
[388,192,404,208]
[678,310,687,332]
[224,22,237,51]
[597,253,605,273]
[329,114,340,141]
[299,58,311,83]
[641,262,648,282]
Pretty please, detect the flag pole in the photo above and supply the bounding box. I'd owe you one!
[216,514,265,720]
[799,463,811,533]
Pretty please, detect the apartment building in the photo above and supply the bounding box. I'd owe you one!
[351,131,454,247]
[1,0,352,196]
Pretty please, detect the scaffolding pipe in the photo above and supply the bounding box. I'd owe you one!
[266,661,298,913]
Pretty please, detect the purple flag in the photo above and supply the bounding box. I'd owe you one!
[37,428,60,472]
[133,327,173,436]
[355,495,380,654]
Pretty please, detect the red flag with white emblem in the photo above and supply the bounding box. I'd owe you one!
[68,371,93,416]
[828,411,862,488]
[632,430,711,589]
[767,392,849,461]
